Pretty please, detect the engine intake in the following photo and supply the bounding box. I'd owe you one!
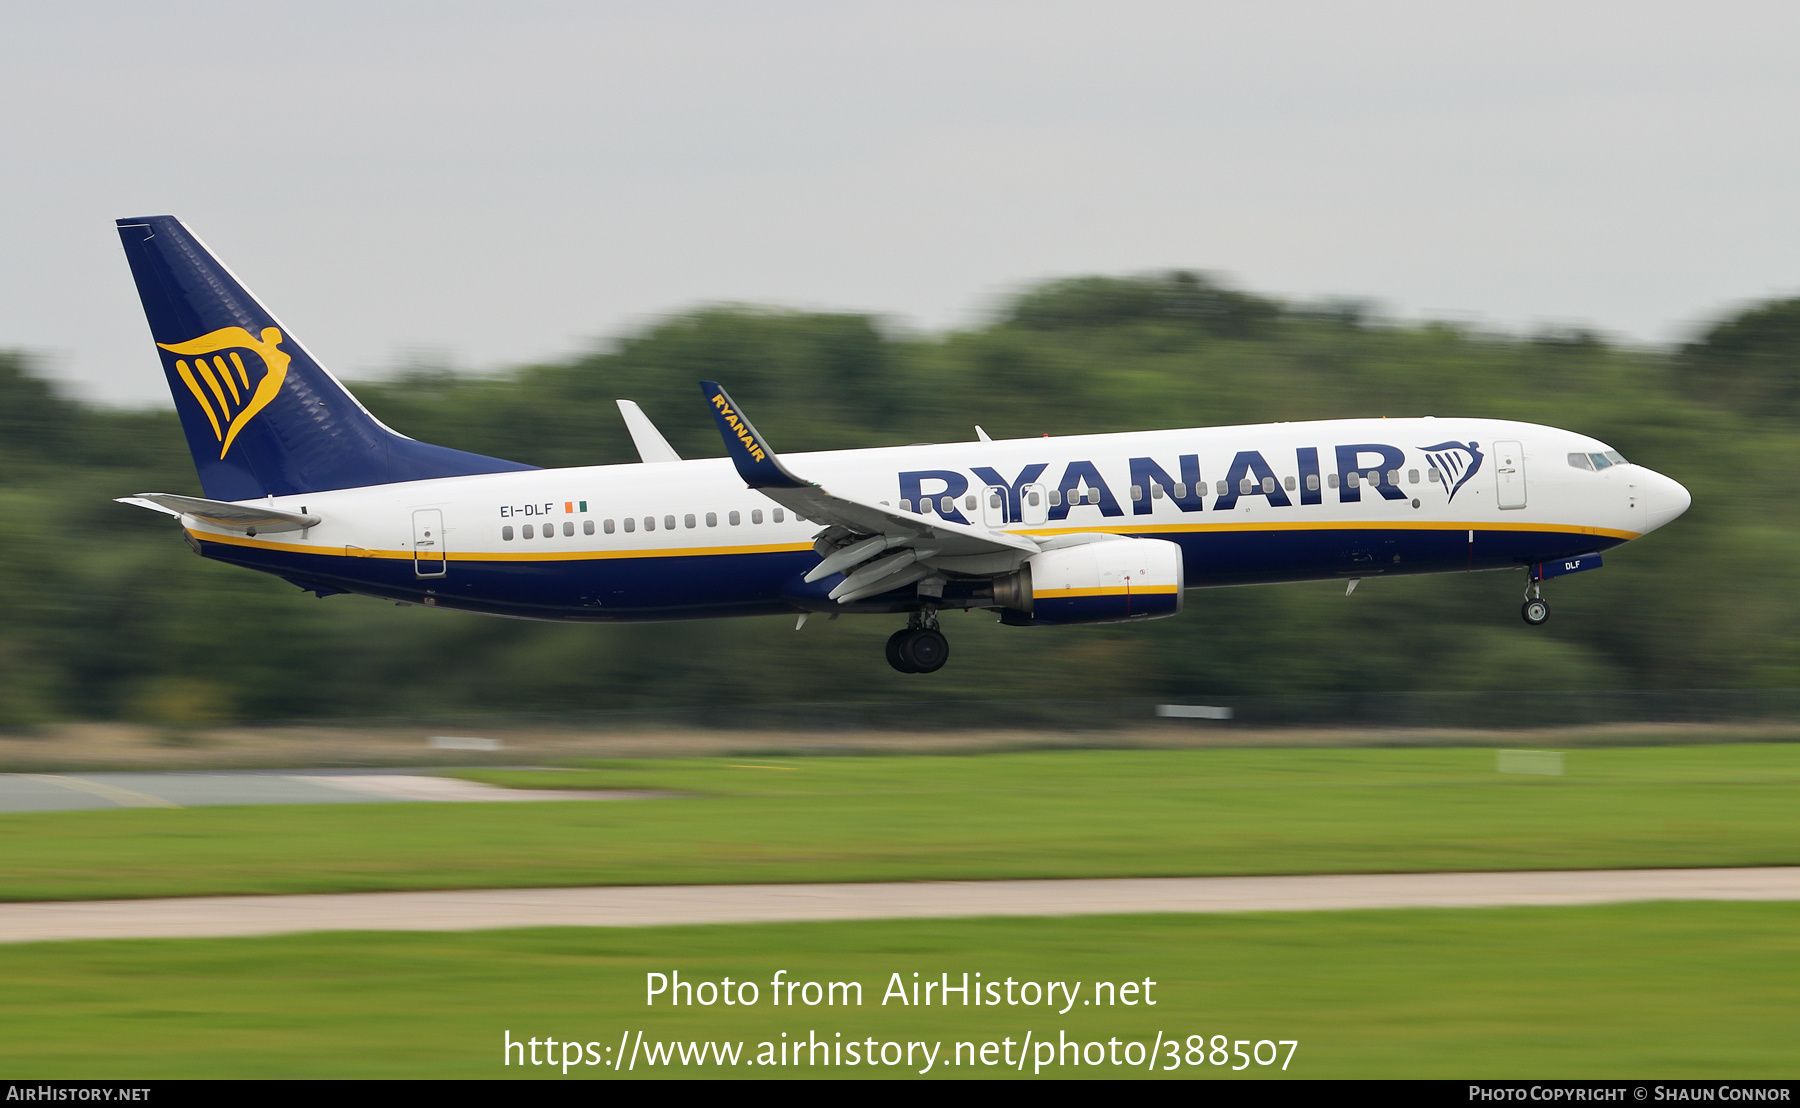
[993,538,1184,626]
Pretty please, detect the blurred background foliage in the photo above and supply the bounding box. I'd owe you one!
[0,273,1795,724]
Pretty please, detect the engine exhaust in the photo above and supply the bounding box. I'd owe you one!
[990,564,1033,613]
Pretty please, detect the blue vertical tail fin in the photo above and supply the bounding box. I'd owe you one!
[116,216,534,501]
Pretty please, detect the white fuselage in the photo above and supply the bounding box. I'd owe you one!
[182,416,1690,622]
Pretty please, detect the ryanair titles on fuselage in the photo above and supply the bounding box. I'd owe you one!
[896,438,1483,525]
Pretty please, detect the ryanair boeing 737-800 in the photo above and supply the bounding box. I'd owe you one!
[114,216,1691,673]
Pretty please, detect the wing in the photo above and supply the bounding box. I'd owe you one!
[116,492,320,535]
[699,381,1038,603]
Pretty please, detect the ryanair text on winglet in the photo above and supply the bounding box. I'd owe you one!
[711,394,768,464]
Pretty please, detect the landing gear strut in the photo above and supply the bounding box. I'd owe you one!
[1520,579,1550,626]
[886,608,950,673]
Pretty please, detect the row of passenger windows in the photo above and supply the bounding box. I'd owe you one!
[893,468,1445,513]
[501,507,797,541]
[1568,451,1627,471]
[499,465,1451,540]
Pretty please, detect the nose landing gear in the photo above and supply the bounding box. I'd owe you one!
[886,609,950,673]
[1521,578,1550,625]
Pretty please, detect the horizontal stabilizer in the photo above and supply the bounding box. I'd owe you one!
[116,493,319,534]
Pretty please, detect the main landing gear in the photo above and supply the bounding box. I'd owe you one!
[1521,579,1550,626]
[886,609,949,673]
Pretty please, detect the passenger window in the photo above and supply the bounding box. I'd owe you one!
[1173,483,1187,498]
[1367,471,1381,486]
[1085,489,1099,505]
[1284,476,1296,491]
[502,525,514,541]
[772,509,784,523]
[623,518,635,533]
[604,519,615,534]
[563,522,574,537]
[1306,474,1320,492]
[1131,484,1144,501]
[1026,490,1041,507]
[706,512,718,527]
[964,495,977,511]
[664,515,676,530]
[939,498,953,515]
[684,514,696,529]
[752,509,763,524]
[1151,483,1163,500]
[583,520,594,536]
[1387,470,1399,486]
[1216,480,1228,495]
[899,499,913,512]
[1346,472,1360,489]
[729,510,741,525]
[989,491,1003,509]
[544,525,554,539]
[1328,473,1340,488]
[1428,468,1442,482]
[522,524,534,539]
[1240,478,1254,495]
[1260,477,1274,493]
[1408,469,1419,485]
[644,517,656,531]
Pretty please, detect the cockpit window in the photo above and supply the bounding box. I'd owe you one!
[1572,450,1627,471]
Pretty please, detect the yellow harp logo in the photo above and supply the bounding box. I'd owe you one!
[157,327,291,458]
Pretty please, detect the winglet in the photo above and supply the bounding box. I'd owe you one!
[616,400,682,463]
[699,381,809,489]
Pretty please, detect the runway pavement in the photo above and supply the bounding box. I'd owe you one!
[0,770,646,810]
[1,867,1796,943]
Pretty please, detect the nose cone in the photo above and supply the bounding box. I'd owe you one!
[1638,468,1691,534]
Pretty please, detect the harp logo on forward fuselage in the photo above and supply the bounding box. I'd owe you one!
[157,327,291,458]
[1419,440,1484,503]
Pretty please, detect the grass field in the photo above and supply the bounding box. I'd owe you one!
[4,902,1796,1078]
[3,744,1799,901]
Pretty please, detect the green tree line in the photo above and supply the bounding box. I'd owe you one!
[1,275,1795,725]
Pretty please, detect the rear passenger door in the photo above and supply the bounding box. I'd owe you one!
[412,508,447,577]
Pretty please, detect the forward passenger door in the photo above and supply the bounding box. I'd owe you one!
[1494,441,1526,510]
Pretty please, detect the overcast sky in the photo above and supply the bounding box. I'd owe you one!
[4,1,1798,406]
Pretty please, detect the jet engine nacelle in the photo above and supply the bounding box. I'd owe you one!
[993,537,1184,626]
